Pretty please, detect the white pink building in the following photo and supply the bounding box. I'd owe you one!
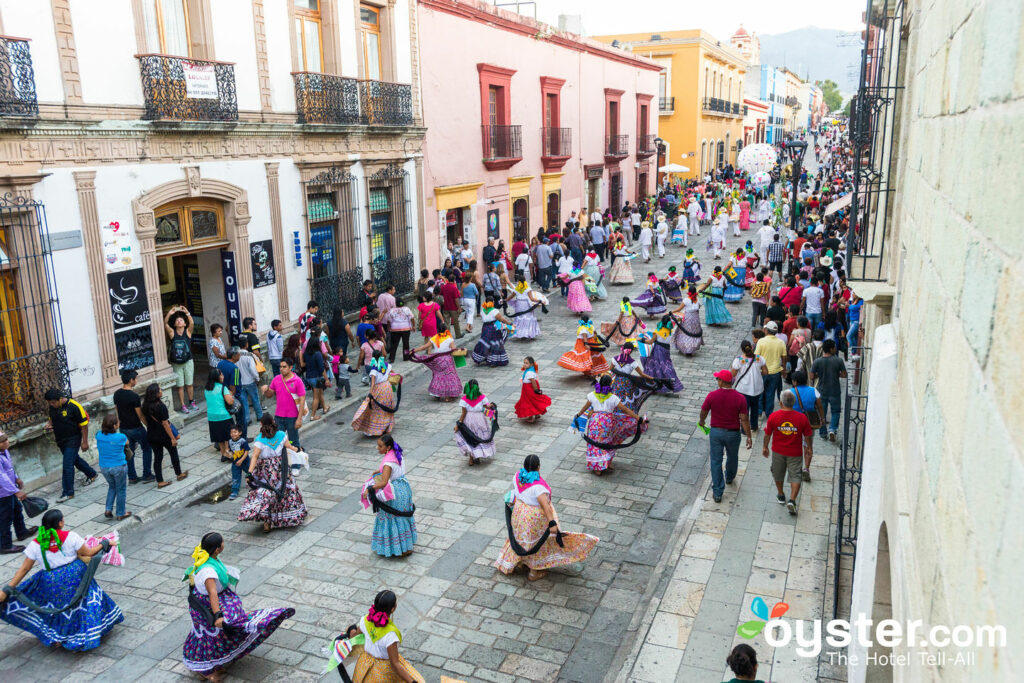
[418,0,661,269]
[743,97,769,144]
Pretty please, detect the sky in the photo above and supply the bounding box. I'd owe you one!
[493,0,865,41]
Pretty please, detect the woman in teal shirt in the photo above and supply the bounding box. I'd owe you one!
[204,369,235,463]
[96,413,130,519]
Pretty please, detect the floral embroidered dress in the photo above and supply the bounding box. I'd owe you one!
[453,393,497,460]
[237,433,308,529]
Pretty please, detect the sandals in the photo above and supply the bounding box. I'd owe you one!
[177,471,189,481]
[262,522,271,533]
[157,481,171,488]
[527,569,547,581]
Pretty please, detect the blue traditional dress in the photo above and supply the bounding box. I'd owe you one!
[472,308,510,366]
[682,255,702,285]
[723,255,746,303]
[365,449,417,557]
[703,274,733,325]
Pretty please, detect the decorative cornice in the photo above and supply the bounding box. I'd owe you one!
[477,63,517,79]
[604,88,626,98]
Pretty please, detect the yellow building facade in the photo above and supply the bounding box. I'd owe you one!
[594,30,746,181]
[782,68,803,134]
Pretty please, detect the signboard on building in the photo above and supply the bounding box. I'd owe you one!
[487,209,499,241]
[102,220,134,271]
[183,62,219,99]
[220,250,242,344]
[107,267,154,370]
[250,239,275,288]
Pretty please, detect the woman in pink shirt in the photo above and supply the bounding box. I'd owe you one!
[261,358,306,450]
[418,292,441,340]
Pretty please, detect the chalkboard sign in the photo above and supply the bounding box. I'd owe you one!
[107,267,155,370]
[250,239,275,288]
[114,327,155,371]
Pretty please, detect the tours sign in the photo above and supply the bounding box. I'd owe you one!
[221,250,242,344]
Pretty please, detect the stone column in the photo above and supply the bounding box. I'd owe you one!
[73,171,119,390]
[132,201,171,378]
[229,198,256,321]
[264,162,290,321]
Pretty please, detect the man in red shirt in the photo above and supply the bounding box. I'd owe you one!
[763,391,814,515]
[438,276,463,339]
[698,369,752,503]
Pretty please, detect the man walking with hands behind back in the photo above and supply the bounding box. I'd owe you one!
[698,369,752,503]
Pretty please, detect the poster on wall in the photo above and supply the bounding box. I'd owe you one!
[221,250,242,344]
[101,221,133,271]
[183,61,219,99]
[487,208,499,241]
[250,240,275,288]
[107,267,154,370]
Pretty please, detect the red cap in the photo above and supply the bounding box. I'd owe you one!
[713,369,733,383]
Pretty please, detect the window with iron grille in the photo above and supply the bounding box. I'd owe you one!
[366,165,414,297]
[304,168,362,317]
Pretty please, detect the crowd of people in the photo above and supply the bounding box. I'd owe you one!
[0,124,858,682]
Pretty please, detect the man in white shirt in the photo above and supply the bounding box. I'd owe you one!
[630,209,642,240]
[757,219,777,263]
[638,221,654,262]
[674,212,688,247]
[514,249,532,278]
[801,276,825,329]
[655,215,669,258]
[458,241,473,268]
[687,197,701,236]
[590,209,603,227]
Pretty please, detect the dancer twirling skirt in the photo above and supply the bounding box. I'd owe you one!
[495,456,598,580]
[700,268,733,325]
[362,436,417,557]
[564,265,592,313]
[682,249,702,285]
[600,299,648,346]
[557,317,609,377]
[453,379,497,464]
[660,267,684,303]
[576,374,644,474]
[514,356,551,421]
[506,276,542,340]
[0,509,121,651]
[641,317,685,393]
[608,241,635,285]
[351,355,398,435]
[582,251,607,300]
[183,532,294,680]
[238,415,307,531]
[723,249,747,303]
[672,289,705,355]
[341,590,425,683]
[631,274,668,317]
[472,300,513,366]
[409,325,461,400]
[609,342,659,411]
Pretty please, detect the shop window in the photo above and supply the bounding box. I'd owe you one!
[153,200,226,252]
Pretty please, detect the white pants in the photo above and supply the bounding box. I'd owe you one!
[462,298,476,328]
[689,216,700,235]
[641,244,651,261]
[731,220,740,237]
[656,235,666,257]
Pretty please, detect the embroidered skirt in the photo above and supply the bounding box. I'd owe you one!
[631,289,667,316]
[454,410,496,460]
[682,263,701,284]
[417,352,461,399]
[703,287,732,325]
[608,257,634,285]
[583,265,607,300]
[600,314,647,346]
[724,266,746,302]
[351,381,397,436]
[661,278,683,302]
[642,341,684,393]
[557,338,609,377]
[0,561,122,651]
[371,475,417,557]
[494,499,598,574]
[352,649,425,683]
[471,322,510,366]
[566,279,592,313]
[510,298,540,339]
[182,588,293,674]
[585,410,639,471]
[674,312,705,355]
[610,373,654,412]
[237,455,308,529]
[514,382,552,418]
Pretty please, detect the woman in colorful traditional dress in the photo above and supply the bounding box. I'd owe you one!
[505,273,543,340]
[0,509,121,651]
[631,273,668,318]
[581,249,607,301]
[408,322,462,401]
[700,266,733,326]
[362,435,417,557]
[739,196,751,231]
[724,248,748,303]
[743,243,761,288]
[238,415,308,533]
[682,248,702,286]
[471,298,514,367]
[453,379,497,465]
[351,353,398,436]
[729,199,741,236]
[642,316,685,394]
[341,590,425,683]
[609,342,660,411]
[514,356,551,423]
[182,532,294,682]
[495,455,599,580]
[671,287,705,356]
[575,374,645,475]
[660,266,684,303]
[600,298,647,346]
[564,262,592,313]
[607,239,636,285]
[557,316,610,377]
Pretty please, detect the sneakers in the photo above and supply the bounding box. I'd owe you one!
[229,492,238,500]
[56,494,74,503]
[786,499,797,515]
[179,404,191,414]
[777,494,787,504]
[828,431,837,442]
[801,469,811,482]
[82,475,98,487]
[189,401,198,411]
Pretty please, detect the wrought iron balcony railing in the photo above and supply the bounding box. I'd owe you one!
[637,134,656,156]
[293,72,360,124]
[0,36,37,118]
[541,127,572,158]
[482,125,522,161]
[137,54,238,122]
[359,79,413,126]
[658,96,675,113]
[605,134,629,157]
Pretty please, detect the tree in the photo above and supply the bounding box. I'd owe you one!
[816,79,843,112]
[843,97,852,117]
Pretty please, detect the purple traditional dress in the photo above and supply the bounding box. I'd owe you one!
[631,277,668,317]
[641,325,684,393]
[410,334,461,399]
[672,300,705,355]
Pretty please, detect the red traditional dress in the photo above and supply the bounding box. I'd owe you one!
[514,367,552,418]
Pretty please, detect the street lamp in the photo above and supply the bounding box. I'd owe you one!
[654,136,666,184]
[780,140,807,236]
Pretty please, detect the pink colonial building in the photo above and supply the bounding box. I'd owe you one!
[418,0,661,270]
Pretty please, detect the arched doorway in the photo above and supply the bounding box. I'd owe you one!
[512,197,529,242]
[546,191,560,230]
[868,523,894,682]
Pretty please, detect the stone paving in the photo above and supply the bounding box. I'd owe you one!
[0,224,847,683]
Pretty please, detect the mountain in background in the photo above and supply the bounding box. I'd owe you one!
[757,27,861,96]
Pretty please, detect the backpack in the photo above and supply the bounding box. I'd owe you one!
[788,331,808,356]
[169,334,192,365]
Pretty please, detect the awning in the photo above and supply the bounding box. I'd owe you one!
[824,193,851,216]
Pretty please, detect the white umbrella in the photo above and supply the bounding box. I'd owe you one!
[659,163,690,173]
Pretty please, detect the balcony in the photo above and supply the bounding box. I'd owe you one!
[481,124,522,170]
[785,96,800,107]
[137,54,237,122]
[605,134,629,161]
[541,126,572,171]
[293,72,360,124]
[0,36,38,118]
[359,79,413,126]
[702,97,739,116]
[658,96,675,114]
[637,134,656,158]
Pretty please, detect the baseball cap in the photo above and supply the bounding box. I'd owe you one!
[765,321,779,333]
[713,369,733,383]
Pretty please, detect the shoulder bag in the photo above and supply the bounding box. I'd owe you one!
[282,375,308,419]
[794,386,823,429]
